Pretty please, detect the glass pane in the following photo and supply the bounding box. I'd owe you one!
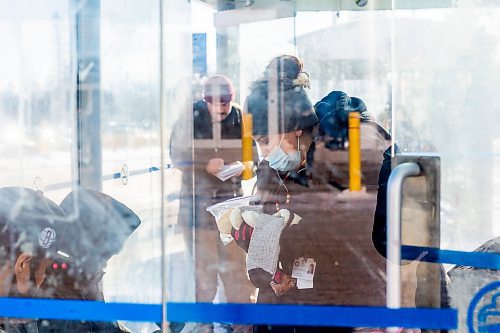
[174,2,395,332]
[166,2,278,331]
[98,2,164,332]
[393,0,500,331]
[0,1,166,332]
[0,0,75,200]
[163,0,195,307]
[9,0,499,331]
[293,9,392,309]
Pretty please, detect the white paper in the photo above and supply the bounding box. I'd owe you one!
[291,257,316,281]
[205,195,261,222]
[215,162,244,181]
[297,278,313,289]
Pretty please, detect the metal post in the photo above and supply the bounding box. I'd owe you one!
[348,111,362,191]
[241,113,253,180]
[76,0,102,191]
[386,161,420,310]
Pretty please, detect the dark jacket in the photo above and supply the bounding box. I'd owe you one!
[247,161,355,333]
[192,100,242,140]
[170,100,243,229]
[252,162,352,305]
[371,146,393,258]
[232,91,389,332]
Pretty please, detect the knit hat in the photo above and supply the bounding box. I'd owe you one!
[58,189,141,278]
[203,75,234,104]
[245,55,319,135]
[0,187,65,262]
[246,83,318,135]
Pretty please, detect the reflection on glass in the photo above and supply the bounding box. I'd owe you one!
[393,1,500,331]
[3,0,500,331]
[0,0,74,197]
[0,0,168,332]
[0,187,143,332]
[170,74,254,332]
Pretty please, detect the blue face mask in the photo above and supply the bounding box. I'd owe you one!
[265,136,301,172]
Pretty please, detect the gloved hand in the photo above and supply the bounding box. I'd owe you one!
[231,221,254,252]
[270,270,296,297]
[216,206,247,242]
[248,268,273,288]
[248,268,297,297]
[225,205,262,250]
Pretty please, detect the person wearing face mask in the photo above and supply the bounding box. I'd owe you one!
[238,55,382,333]
[261,134,302,172]
[0,187,65,333]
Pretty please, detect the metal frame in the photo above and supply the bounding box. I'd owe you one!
[386,161,420,308]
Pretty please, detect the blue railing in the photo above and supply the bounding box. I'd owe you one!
[0,299,457,330]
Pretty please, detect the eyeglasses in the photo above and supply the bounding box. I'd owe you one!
[204,94,232,104]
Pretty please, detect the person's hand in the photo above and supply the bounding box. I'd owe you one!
[206,158,225,175]
[270,271,296,297]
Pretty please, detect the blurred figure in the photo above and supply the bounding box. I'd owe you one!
[0,187,65,332]
[170,75,254,333]
[232,54,385,332]
[37,188,141,333]
[55,188,141,301]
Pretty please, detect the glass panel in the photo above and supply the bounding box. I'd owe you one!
[100,0,162,314]
[10,0,500,331]
[292,8,392,309]
[239,16,296,104]
[176,2,395,332]
[393,0,500,331]
[163,0,194,307]
[0,0,75,200]
[0,1,167,332]
[167,2,263,331]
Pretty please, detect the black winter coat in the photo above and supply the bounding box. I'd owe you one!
[170,101,244,229]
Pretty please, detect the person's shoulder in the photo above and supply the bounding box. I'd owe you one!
[231,102,243,113]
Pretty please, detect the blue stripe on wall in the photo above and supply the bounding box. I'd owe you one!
[402,245,500,270]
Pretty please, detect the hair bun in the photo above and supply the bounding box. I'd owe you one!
[292,72,311,89]
[264,55,303,85]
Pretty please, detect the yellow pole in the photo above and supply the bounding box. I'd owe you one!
[348,111,362,191]
[241,113,254,180]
